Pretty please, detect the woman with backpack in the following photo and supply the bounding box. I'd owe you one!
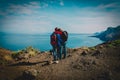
[50,27,63,63]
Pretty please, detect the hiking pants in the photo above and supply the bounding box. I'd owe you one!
[57,46,62,60]
[52,46,58,61]
[62,42,67,58]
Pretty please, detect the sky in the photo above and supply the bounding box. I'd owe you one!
[0,0,120,34]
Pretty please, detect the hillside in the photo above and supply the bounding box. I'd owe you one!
[95,25,120,41]
[0,48,13,65]
[0,40,120,80]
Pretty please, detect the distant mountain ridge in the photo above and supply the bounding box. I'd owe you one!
[95,25,120,41]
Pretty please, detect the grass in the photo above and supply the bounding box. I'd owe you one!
[0,54,13,65]
[4,55,13,61]
[89,47,97,51]
[11,46,40,59]
[108,39,120,47]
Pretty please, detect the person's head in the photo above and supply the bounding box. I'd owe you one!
[58,28,63,32]
[55,27,58,31]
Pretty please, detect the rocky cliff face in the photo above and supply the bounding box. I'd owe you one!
[95,25,120,41]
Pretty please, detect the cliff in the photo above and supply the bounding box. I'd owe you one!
[95,25,120,41]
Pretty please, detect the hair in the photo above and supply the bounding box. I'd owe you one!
[55,27,58,31]
[58,28,63,32]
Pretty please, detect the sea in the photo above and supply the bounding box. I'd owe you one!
[0,33,103,51]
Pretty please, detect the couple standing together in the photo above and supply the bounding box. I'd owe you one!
[50,27,68,63]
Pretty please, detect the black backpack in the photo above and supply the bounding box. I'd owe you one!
[61,31,68,42]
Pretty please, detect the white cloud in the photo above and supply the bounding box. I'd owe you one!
[60,1,64,6]
[5,1,41,15]
[1,15,52,34]
[97,3,120,9]
[1,1,120,34]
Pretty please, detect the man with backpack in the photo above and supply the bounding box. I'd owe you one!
[57,28,68,59]
[61,30,68,59]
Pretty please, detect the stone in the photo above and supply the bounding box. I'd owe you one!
[81,51,87,56]
[92,50,102,56]
[22,69,38,80]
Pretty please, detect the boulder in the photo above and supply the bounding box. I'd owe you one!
[22,69,38,80]
[17,53,29,60]
[81,51,88,56]
[92,50,102,56]
[15,69,38,80]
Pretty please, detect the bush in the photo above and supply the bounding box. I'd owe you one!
[89,47,96,50]
[0,55,13,65]
[108,39,120,47]
[11,46,40,59]
[4,55,13,61]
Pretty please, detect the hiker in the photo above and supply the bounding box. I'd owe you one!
[60,29,68,59]
[50,27,63,63]
[56,28,68,59]
[56,28,63,60]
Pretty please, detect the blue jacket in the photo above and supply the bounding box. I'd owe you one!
[56,34,63,47]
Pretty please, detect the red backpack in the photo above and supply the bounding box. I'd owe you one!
[50,32,57,46]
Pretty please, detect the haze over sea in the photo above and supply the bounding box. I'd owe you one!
[0,33,103,51]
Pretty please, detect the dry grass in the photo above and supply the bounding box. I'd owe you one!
[4,55,13,61]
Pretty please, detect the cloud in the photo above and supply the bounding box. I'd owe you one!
[0,0,120,34]
[60,0,64,6]
[0,13,53,34]
[7,1,41,15]
[97,3,120,9]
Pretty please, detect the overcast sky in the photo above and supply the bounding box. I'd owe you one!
[0,0,120,34]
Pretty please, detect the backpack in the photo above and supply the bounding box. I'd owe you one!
[61,31,68,42]
[50,32,57,46]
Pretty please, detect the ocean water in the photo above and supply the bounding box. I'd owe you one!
[0,33,103,51]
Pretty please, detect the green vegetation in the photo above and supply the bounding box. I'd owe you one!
[89,47,97,51]
[108,39,120,47]
[12,46,40,59]
[0,54,13,65]
[0,48,13,65]
[0,46,40,65]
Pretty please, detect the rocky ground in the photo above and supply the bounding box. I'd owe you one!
[0,40,120,80]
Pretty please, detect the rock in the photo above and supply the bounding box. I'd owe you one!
[67,54,72,57]
[14,69,38,80]
[92,50,102,56]
[99,45,104,48]
[81,46,90,51]
[81,51,88,56]
[73,64,82,69]
[24,54,29,59]
[17,53,29,60]
[48,60,54,65]
[97,71,111,80]
[73,48,78,51]
[17,54,25,60]
[22,69,38,80]
[67,48,74,53]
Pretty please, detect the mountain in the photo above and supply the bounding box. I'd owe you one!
[95,25,120,41]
